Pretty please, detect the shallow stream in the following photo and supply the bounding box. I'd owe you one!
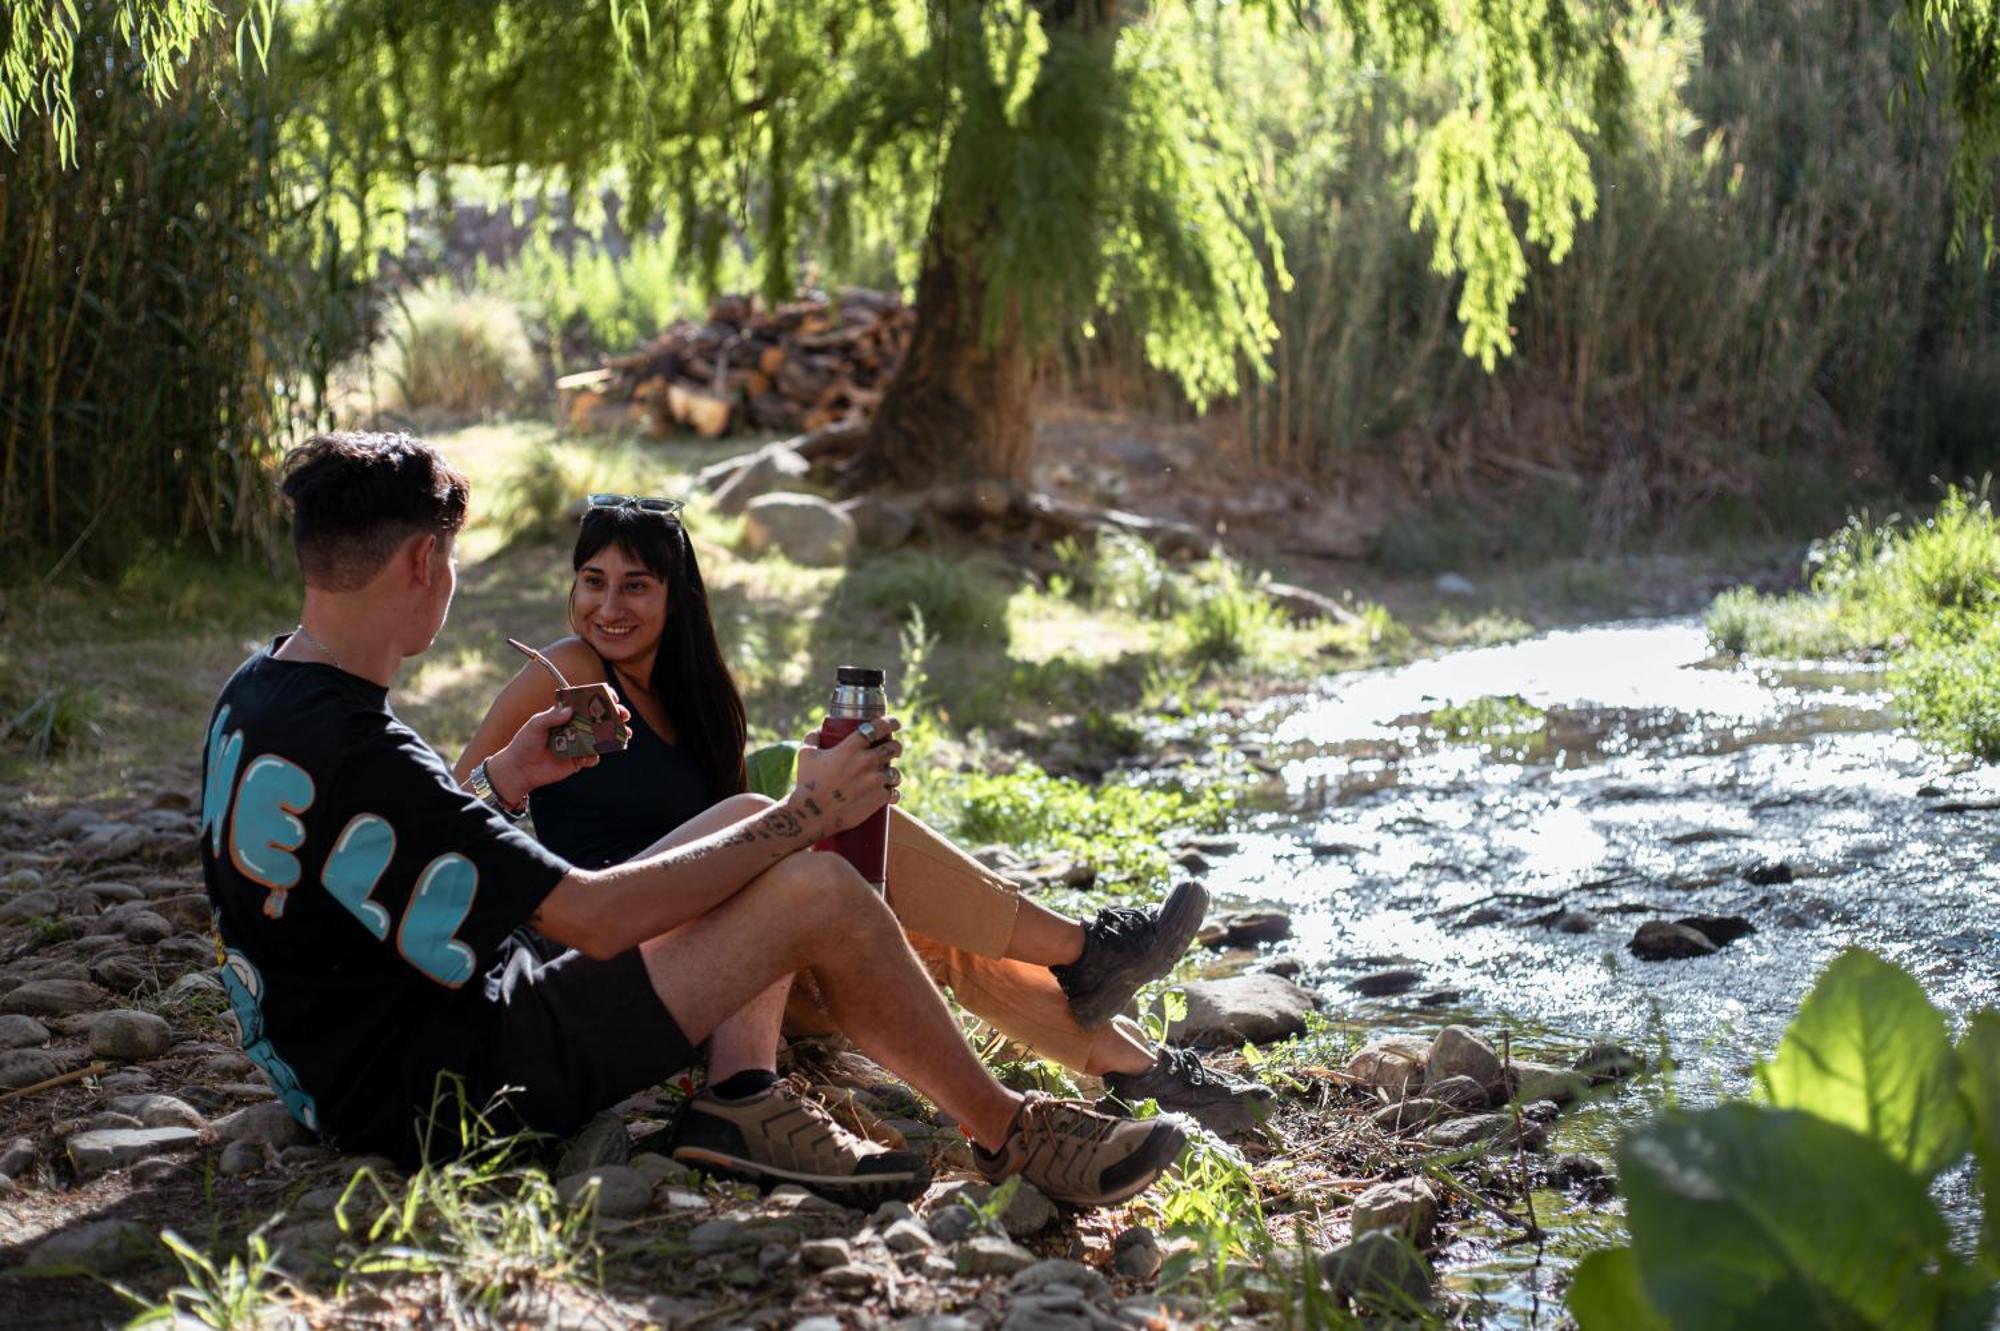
[1184,618,2000,1324]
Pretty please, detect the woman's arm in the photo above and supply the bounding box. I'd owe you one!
[534,720,906,958]
[451,639,598,784]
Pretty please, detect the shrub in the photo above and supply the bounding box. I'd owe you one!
[488,438,666,545]
[478,228,719,363]
[1086,531,1188,619]
[2,684,104,759]
[1171,556,1286,668]
[377,282,535,415]
[1890,616,2000,763]
[1875,489,2000,621]
[1702,585,1870,659]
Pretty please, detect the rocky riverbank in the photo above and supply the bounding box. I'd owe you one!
[0,765,1651,1328]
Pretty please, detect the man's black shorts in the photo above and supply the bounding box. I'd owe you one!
[385,930,698,1162]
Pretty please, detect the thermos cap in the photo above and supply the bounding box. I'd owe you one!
[836,665,885,687]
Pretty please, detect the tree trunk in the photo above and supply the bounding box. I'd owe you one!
[863,238,1038,488]
[860,0,1118,490]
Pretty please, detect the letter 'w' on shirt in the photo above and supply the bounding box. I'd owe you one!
[229,754,315,919]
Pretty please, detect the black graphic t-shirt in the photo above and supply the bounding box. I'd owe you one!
[199,639,570,1153]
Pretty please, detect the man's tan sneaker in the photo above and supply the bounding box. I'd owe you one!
[972,1093,1187,1208]
[671,1077,930,1206]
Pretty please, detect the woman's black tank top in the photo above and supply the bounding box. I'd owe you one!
[527,659,716,869]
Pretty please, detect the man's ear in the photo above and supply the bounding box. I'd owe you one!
[410,533,441,587]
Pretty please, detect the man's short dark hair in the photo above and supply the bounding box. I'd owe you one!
[280,432,470,591]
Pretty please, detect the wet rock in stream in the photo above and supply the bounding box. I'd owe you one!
[1349,967,1424,997]
[1743,858,1796,885]
[1628,919,1719,960]
[1197,909,1293,949]
[1675,913,1756,946]
[1574,1041,1644,1083]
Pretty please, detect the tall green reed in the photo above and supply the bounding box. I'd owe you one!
[0,11,372,582]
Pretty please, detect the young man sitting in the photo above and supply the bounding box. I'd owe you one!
[198,432,1187,1208]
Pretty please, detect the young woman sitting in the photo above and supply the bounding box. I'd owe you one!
[453,495,1272,1131]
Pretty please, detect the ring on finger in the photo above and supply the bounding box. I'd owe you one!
[885,766,902,788]
[857,720,879,744]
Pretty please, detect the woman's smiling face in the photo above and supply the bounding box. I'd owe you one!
[572,542,667,664]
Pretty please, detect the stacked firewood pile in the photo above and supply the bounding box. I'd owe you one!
[556,288,912,439]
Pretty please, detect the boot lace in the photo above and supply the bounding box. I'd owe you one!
[1087,905,1155,954]
[1158,1045,1218,1088]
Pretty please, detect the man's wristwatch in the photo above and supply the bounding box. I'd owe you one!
[469,757,528,821]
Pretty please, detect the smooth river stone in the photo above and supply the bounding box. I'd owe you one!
[67,1127,201,1177]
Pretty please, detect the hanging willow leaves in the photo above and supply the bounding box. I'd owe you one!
[1900,0,2000,259]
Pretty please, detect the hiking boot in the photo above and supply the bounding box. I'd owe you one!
[1103,1044,1277,1136]
[1051,880,1211,1030]
[671,1077,930,1207]
[973,1092,1187,1208]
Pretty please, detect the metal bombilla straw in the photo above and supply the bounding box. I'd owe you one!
[506,637,572,688]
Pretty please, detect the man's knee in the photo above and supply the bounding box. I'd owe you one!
[755,851,896,944]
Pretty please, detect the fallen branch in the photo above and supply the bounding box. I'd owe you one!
[0,1060,106,1103]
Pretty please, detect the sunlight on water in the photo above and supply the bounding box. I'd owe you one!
[1194,617,2000,1328]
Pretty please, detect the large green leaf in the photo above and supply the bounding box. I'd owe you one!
[1620,1104,1953,1330]
[1758,947,1970,1178]
[1567,1247,1669,1331]
[744,742,799,800]
[1960,1010,2000,1269]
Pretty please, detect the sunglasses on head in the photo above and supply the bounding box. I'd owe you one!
[587,493,686,517]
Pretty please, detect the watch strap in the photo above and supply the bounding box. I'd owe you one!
[471,758,528,820]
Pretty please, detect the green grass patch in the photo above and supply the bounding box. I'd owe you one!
[841,552,1014,647]
[1427,694,1548,759]
[1703,585,1874,657]
[912,762,1233,896]
[1703,488,2000,761]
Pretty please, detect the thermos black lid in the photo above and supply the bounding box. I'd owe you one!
[836,665,885,686]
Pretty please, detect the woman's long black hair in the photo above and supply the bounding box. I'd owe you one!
[569,505,747,798]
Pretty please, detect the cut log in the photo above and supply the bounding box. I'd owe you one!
[776,355,839,405]
[556,287,910,438]
[666,382,735,439]
[556,368,614,392]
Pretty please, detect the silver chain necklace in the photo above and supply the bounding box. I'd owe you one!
[292,625,343,671]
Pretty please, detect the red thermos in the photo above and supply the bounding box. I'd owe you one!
[815,665,890,889]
